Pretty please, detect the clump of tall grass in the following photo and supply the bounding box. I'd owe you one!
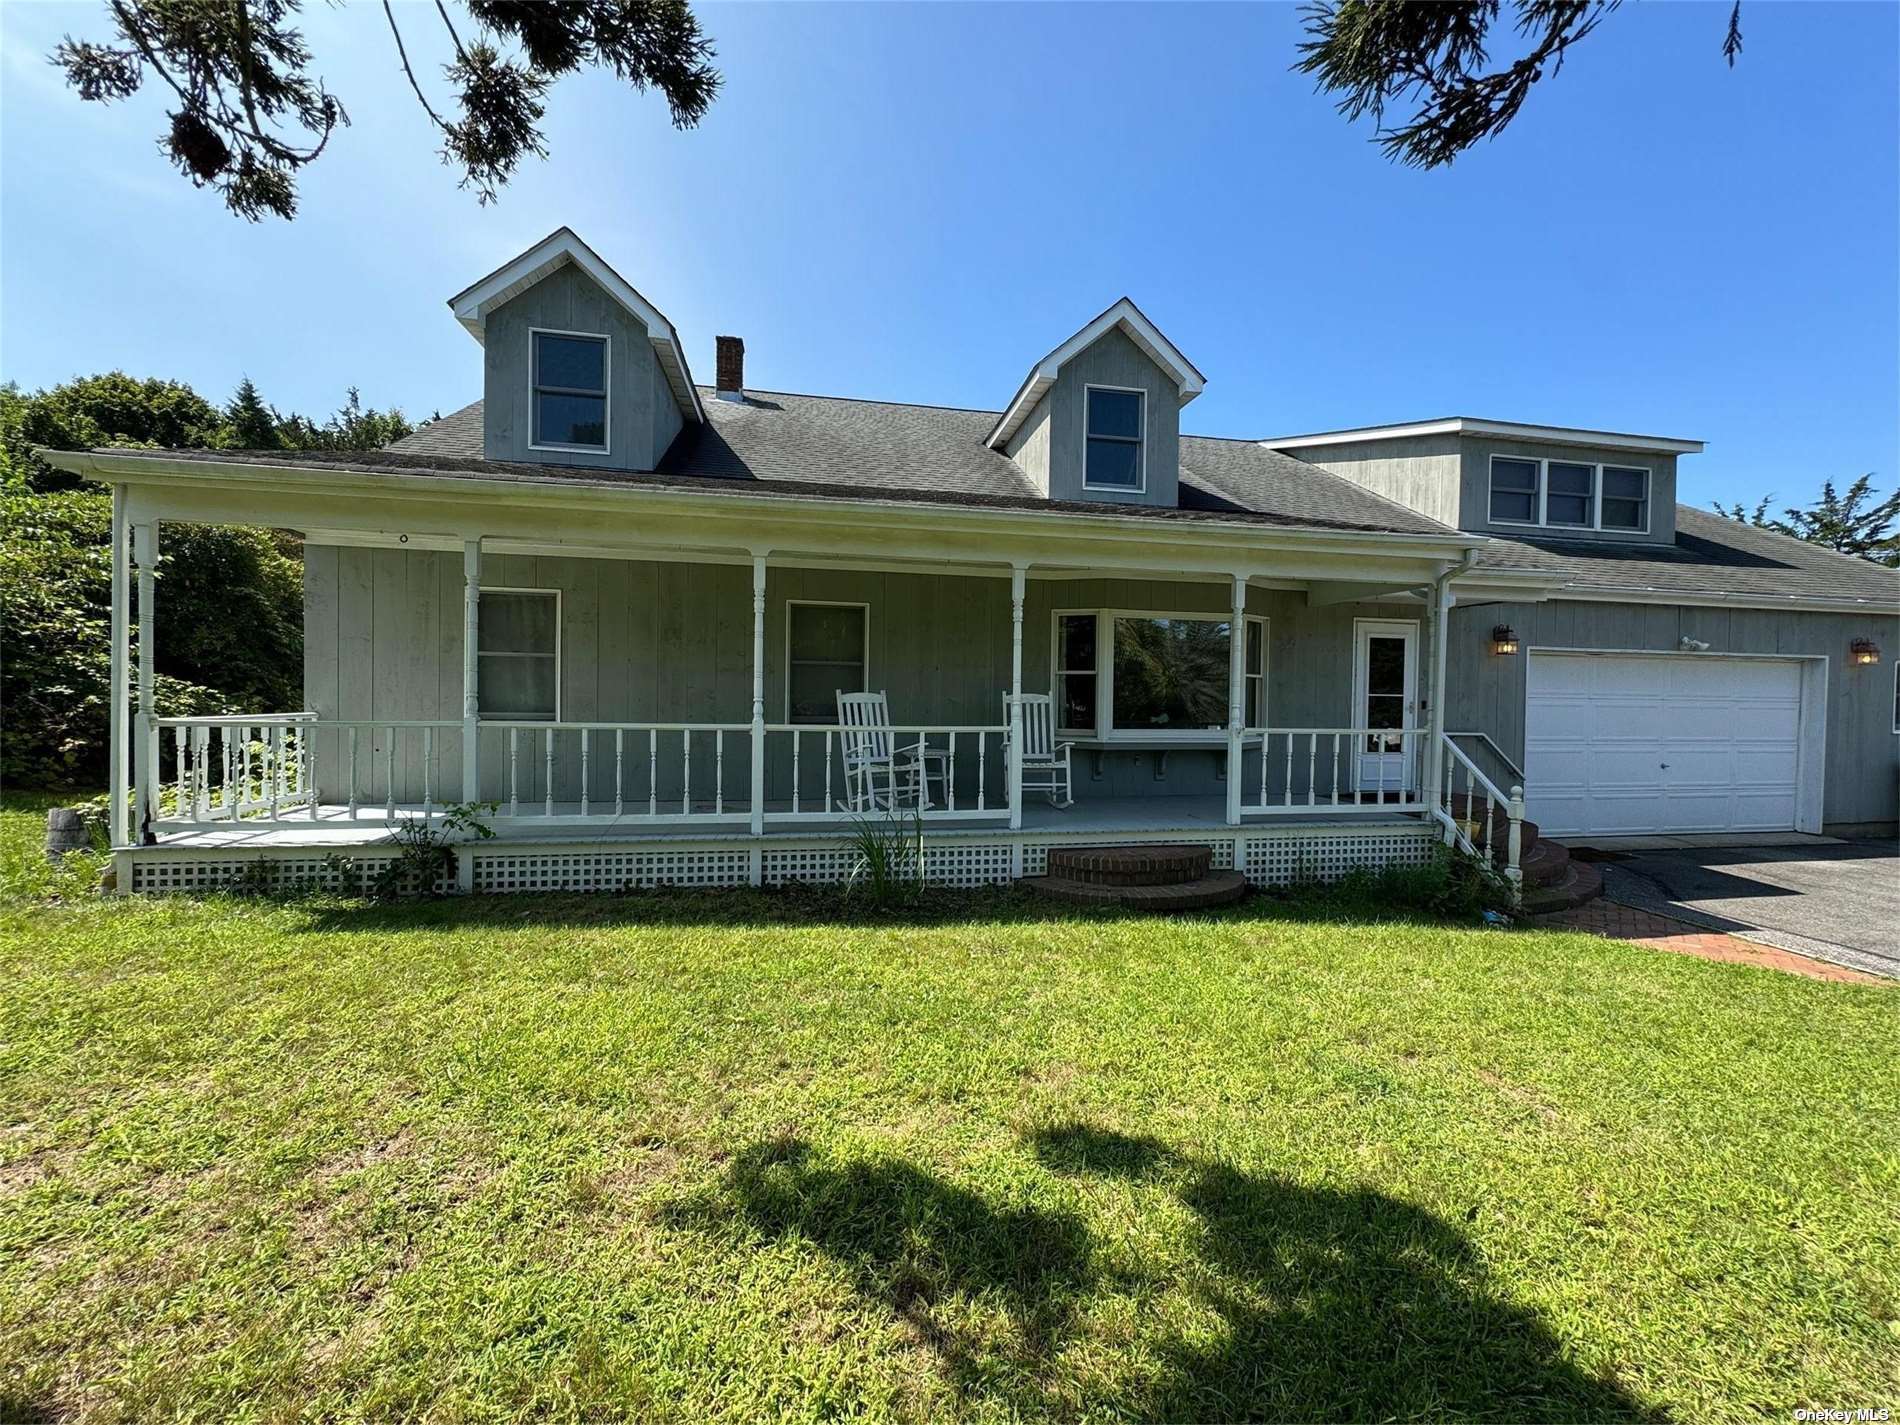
[841,807,925,907]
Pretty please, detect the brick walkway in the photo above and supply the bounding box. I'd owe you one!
[1545,899,1889,985]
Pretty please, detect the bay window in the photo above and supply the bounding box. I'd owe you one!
[1053,611,1268,738]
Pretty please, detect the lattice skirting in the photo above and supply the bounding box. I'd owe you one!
[1237,826,1436,887]
[125,850,447,896]
[471,848,752,893]
[124,822,1436,896]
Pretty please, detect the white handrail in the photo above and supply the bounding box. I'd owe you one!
[1440,733,1524,899]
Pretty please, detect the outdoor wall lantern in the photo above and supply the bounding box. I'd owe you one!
[1849,637,1881,666]
[1490,624,1519,656]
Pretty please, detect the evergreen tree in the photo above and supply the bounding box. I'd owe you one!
[224,377,282,450]
[1715,476,1900,567]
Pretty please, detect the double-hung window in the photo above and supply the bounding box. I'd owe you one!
[531,330,608,451]
[1489,457,1540,524]
[1055,614,1098,732]
[478,590,559,721]
[786,602,867,725]
[1545,461,1595,527]
[1489,454,1653,533]
[1084,386,1144,490]
[1601,466,1650,531]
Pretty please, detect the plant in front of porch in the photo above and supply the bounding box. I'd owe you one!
[841,807,926,908]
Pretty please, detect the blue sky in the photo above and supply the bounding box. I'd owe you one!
[2,1,1895,510]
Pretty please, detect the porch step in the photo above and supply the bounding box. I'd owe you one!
[1522,859,1604,916]
[1021,869,1249,912]
[1044,843,1211,888]
[1520,837,1570,888]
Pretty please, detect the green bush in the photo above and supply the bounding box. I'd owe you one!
[0,489,302,789]
[1279,843,1515,922]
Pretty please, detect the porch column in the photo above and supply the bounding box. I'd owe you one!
[1424,565,1455,811]
[1007,563,1026,832]
[108,489,131,848]
[132,519,159,842]
[1226,573,1246,826]
[461,539,482,805]
[749,554,767,843]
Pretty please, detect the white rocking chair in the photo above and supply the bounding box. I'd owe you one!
[836,691,950,813]
[1004,692,1074,808]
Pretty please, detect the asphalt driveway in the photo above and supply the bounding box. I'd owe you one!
[1594,839,1900,980]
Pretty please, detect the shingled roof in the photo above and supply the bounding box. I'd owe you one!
[384,390,1455,536]
[1476,504,1898,606]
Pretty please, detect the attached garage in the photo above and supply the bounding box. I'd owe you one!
[1525,651,1825,837]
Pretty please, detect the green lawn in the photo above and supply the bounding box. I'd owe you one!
[1,794,1895,1423]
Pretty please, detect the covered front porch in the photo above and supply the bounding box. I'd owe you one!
[79,447,1526,892]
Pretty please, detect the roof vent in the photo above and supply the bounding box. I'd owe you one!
[715,335,745,401]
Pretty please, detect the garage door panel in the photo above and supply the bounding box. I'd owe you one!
[1525,654,1807,837]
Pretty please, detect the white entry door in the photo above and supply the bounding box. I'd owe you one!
[1525,652,1805,836]
[1353,620,1418,796]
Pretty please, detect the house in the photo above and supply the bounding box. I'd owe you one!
[42,229,1898,897]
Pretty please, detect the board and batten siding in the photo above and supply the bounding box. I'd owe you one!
[1446,599,1900,830]
[1289,435,1464,528]
[305,551,1437,807]
[480,261,680,472]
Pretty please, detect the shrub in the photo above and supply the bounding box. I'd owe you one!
[1279,843,1515,922]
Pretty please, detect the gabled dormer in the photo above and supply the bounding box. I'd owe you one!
[448,228,703,472]
[986,298,1204,507]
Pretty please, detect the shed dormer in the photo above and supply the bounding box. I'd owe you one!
[986,298,1204,507]
[448,228,703,472]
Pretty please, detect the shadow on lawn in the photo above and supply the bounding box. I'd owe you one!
[665,1125,1657,1422]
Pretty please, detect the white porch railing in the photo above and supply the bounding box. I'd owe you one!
[1238,727,1430,813]
[763,724,1009,821]
[152,713,318,824]
[476,721,754,824]
[1437,734,1526,898]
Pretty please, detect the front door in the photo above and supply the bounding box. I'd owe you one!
[1353,620,1418,797]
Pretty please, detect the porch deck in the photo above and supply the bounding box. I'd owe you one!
[145,794,1420,849]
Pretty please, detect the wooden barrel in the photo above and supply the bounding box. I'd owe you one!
[45,807,89,858]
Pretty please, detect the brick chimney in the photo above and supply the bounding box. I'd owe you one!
[715,335,745,401]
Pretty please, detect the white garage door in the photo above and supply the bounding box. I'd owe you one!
[1525,653,1804,836]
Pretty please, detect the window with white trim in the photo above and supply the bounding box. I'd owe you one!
[1244,618,1266,727]
[532,331,608,450]
[1601,465,1650,531]
[1084,387,1144,490]
[1054,611,1267,737]
[479,590,559,721]
[1055,613,1097,732]
[1546,461,1596,527]
[786,603,867,725]
[1489,457,1540,524]
[1488,454,1653,533]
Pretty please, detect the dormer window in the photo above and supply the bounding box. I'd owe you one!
[531,329,609,452]
[1084,386,1145,491]
[1602,466,1651,532]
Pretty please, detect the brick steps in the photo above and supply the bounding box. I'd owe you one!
[1025,843,1246,912]
[1021,869,1249,912]
[1045,844,1211,887]
[1519,837,1570,889]
[1521,859,1604,915]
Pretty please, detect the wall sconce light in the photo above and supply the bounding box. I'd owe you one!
[1490,624,1519,656]
[1850,637,1880,666]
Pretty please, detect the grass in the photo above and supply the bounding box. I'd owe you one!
[0,794,1895,1422]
